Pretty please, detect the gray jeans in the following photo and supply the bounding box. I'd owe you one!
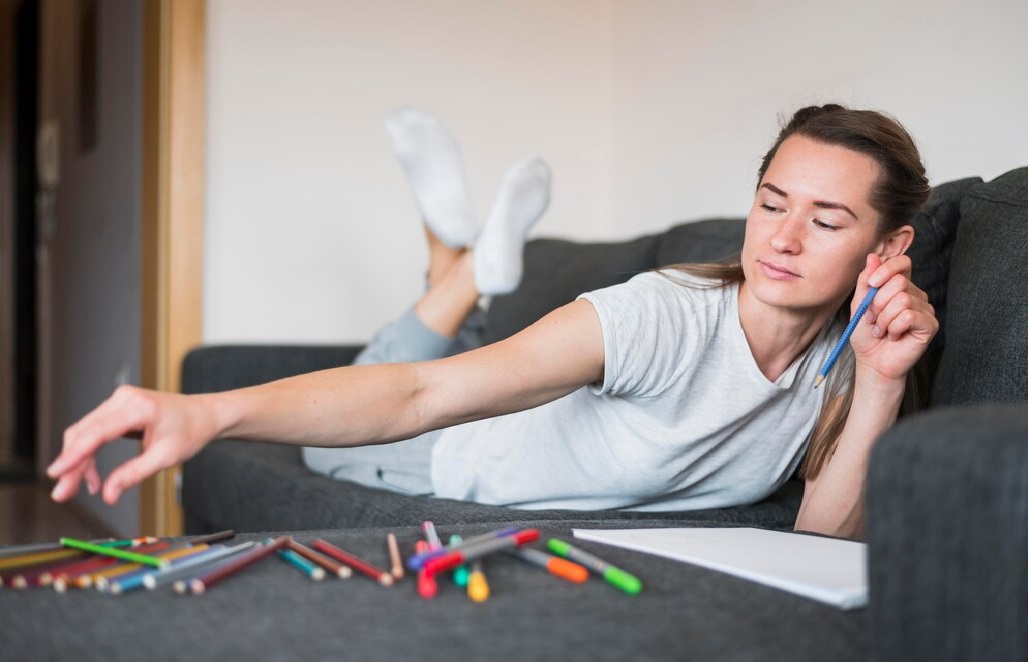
[301,306,486,495]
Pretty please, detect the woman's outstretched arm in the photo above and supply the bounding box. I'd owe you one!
[48,300,605,505]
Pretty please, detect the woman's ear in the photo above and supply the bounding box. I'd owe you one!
[876,224,915,260]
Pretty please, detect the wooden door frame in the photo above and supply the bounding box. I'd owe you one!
[141,0,205,536]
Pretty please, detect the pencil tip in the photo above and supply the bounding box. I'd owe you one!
[813,375,824,389]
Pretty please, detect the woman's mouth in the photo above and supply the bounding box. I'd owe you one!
[759,261,800,279]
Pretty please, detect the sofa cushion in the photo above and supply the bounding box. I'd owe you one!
[905,177,984,360]
[183,437,805,534]
[932,167,1028,406]
[482,233,659,344]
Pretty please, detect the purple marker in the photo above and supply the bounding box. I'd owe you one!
[406,526,519,571]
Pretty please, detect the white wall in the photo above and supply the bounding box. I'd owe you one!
[205,0,615,344]
[205,0,1028,345]
[607,0,1028,235]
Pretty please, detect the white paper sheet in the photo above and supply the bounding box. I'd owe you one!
[573,527,867,609]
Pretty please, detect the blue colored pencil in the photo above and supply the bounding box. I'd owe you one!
[276,547,325,581]
[815,287,879,388]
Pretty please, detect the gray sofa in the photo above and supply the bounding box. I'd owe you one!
[182,167,1027,661]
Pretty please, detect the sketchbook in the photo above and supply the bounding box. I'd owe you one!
[572,527,867,609]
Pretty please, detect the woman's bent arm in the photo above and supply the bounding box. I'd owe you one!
[795,253,937,538]
[48,300,605,505]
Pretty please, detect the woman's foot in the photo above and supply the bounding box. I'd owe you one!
[386,107,478,248]
[473,156,551,295]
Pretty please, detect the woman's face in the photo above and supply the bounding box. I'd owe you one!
[741,134,884,317]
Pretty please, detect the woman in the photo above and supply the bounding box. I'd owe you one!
[47,105,937,539]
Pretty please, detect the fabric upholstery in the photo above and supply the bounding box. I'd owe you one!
[0,524,867,661]
[482,233,659,344]
[176,172,1028,662]
[931,168,1028,405]
[904,177,983,362]
[867,403,1028,662]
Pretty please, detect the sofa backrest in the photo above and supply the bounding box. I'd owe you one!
[482,219,745,345]
[931,167,1028,406]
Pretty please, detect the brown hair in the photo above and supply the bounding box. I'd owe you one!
[667,104,930,480]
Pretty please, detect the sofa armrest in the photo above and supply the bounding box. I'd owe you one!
[180,344,365,394]
[867,403,1028,662]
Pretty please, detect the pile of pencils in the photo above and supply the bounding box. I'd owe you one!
[0,523,641,598]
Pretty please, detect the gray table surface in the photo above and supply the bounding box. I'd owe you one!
[0,521,866,661]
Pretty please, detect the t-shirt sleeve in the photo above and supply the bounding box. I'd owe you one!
[578,271,707,398]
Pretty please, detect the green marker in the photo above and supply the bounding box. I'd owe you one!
[449,535,469,587]
[547,538,642,595]
[60,537,169,569]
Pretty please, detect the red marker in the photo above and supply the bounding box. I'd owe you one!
[423,529,539,577]
[415,540,437,599]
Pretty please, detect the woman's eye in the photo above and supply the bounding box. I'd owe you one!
[813,219,839,231]
[760,204,781,213]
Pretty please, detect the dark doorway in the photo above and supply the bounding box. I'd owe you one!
[4,0,39,481]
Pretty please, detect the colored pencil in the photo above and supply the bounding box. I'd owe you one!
[95,545,209,591]
[60,537,169,569]
[815,286,879,388]
[103,546,212,594]
[311,539,393,586]
[287,539,351,579]
[0,536,128,560]
[145,543,256,590]
[386,533,404,580]
[2,553,90,588]
[182,530,236,546]
[0,549,85,574]
[101,536,160,548]
[187,536,290,595]
[53,542,173,592]
[276,548,325,581]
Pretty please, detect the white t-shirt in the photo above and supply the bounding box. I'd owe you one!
[430,270,841,511]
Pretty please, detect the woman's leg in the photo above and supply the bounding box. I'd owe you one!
[302,248,483,495]
[303,111,483,493]
[304,113,551,495]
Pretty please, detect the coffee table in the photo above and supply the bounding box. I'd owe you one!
[0,522,866,661]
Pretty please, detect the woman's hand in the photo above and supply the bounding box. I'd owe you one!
[47,385,220,505]
[849,253,939,384]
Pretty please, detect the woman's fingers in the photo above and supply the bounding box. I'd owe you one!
[874,290,935,340]
[867,254,912,289]
[49,387,218,505]
[47,386,151,479]
[102,444,175,505]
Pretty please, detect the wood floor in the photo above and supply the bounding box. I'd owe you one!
[0,479,115,546]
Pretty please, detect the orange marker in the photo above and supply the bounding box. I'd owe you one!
[508,547,588,583]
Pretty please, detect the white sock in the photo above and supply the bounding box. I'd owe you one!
[474,156,551,295]
[385,107,478,248]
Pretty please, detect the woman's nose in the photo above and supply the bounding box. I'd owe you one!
[769,217,803,253]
